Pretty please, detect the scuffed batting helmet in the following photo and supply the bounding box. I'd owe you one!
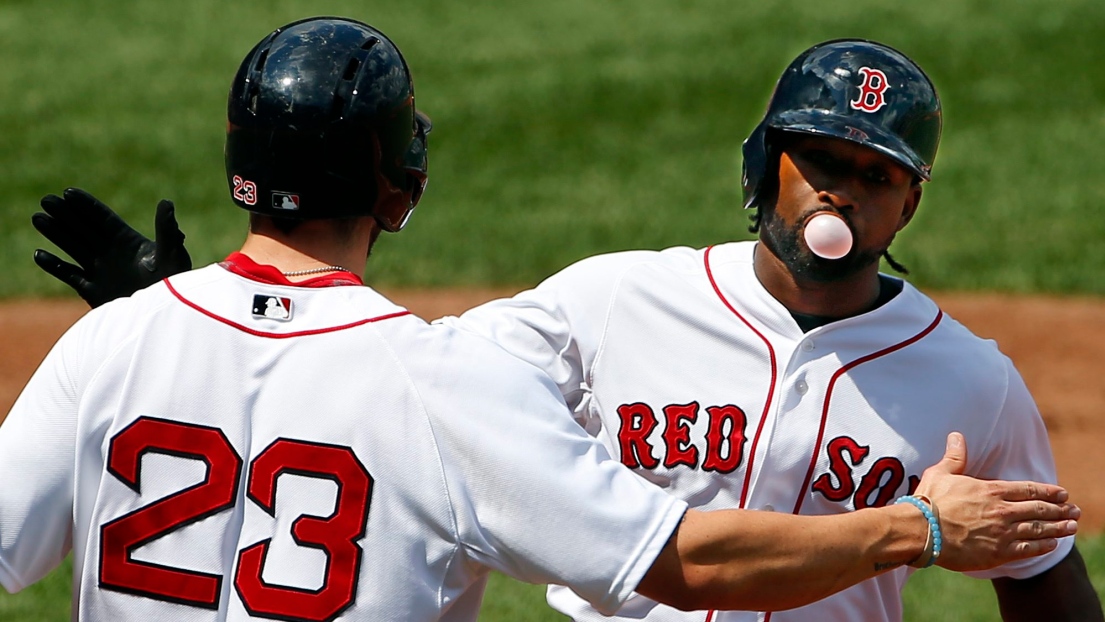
[741,39,941,209]
[225,17,431,231]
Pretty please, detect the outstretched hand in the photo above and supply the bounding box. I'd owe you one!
[915,432,1079,572]
[32,188,192,308]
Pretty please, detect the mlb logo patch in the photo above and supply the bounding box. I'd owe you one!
[272,192,301,211]
[252,294,293,321]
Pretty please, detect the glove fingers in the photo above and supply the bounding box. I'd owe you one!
[153,199,193,273]
[39,189,105,227]
[67,187,141,239]
[41,188,140,249]
[154,199,186,249]
[33,249,94,296]
[37,194,89,231]
[31,212,98,268]
[61,187,117,222]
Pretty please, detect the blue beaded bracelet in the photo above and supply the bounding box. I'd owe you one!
[894,495,942,568]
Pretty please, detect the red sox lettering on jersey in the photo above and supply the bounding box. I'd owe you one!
[616,402,921,511]
[446,240,1068,622]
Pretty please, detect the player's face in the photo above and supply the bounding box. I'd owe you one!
[759,134,921,282]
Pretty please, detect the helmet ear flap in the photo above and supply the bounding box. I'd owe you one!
[405,111,431,207]
[371,111,431,232]
[740,122,769,209]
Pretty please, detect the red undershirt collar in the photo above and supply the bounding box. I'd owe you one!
[219,252,364,288]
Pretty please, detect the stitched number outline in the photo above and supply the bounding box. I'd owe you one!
[100,417,373,621]
[235,439,372,621]
[232,175,259,206]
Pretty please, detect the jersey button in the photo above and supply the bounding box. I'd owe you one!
[802,340,815,352]
[795,380,809,395]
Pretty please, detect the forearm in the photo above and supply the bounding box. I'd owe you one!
[637,505,926,612]
[638,433,1079,613]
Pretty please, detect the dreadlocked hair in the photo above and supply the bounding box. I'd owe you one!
[747,206,763,234]
[882,249,909,275]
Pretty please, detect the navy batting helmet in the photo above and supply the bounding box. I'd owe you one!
[741,39,942,209]
[225,17,430,231]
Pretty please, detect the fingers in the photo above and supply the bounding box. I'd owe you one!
[990,480,1070,504]
[926,431,968,476]
[937,512,1077,571]
[38,193,72,217]
[1012,517,1078,541]
[39,189,109,229]
[33,250,95,301]
[61,187,115,223]
[1005,537,1060,561]
[42,188,138,245]
[32,212,97,269]
[1002,499,1081,523]
[153,199,193,273]
[39,189,117,257]
[154,199,186,250]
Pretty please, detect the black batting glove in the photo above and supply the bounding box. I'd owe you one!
[32,187,193,308]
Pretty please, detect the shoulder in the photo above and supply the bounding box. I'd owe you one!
[527,244,722,312]
[918,289,1013,371]
[457,245,713,334]
[893,283,1005,354]
[890,283,1023,412]
[65,275,181,353]
[545,245,708,286]
[388,319,566,405]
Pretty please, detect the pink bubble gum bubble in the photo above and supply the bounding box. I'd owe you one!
[803,213,853,260]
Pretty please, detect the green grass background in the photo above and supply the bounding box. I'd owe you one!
[1,0,1103,618]
[2,0,1104,296]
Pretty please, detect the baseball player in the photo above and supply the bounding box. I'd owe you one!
[19,30,1091,622]
[437,40,1103,621]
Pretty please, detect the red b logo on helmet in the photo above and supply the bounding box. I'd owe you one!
[850,67,889,113]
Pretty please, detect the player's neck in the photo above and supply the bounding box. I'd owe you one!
[752,242,882,320]
[239,218,378,281]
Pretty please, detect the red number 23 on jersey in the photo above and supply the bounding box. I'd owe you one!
[100,417,373,622]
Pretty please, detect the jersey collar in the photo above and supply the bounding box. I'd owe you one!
[219,252,364,288]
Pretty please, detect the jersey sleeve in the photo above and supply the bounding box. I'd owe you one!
[963,356,1074,580]
[438,251,653,415]
[411,329,688,614]
[0,322,84,592]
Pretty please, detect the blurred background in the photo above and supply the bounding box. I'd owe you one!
[0,0,1102,619]
[2,0,1104,296]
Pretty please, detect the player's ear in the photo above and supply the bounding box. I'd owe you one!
[897,183,922,232]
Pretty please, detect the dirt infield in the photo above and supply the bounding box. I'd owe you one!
[2,290,1102,531]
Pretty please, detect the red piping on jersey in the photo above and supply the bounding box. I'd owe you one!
[704,245,778,622]
[759,313,943,620]
[759,313,943,622]
[704,245,778,512]
[164,278,411,339]
[704,246,941,622]
[791,310,944,516]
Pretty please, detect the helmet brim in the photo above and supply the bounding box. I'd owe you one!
[770,110,932,181]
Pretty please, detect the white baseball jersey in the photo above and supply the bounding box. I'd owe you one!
[443,240,1071,622]
[0,253,689,622]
